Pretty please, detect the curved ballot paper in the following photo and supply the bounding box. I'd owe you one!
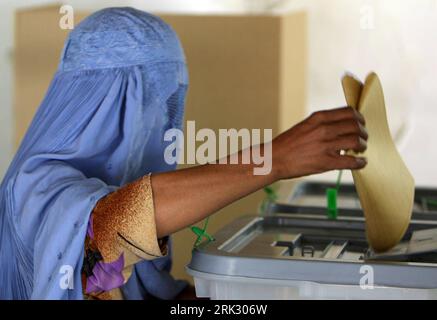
[341,72,415,252]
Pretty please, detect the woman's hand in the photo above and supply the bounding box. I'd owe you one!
[272,106,368,180]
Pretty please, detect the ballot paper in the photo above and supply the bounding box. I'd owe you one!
[341,72,415,252]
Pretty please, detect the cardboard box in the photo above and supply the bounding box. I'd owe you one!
[14,5,307,282]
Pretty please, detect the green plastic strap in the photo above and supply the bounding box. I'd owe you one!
[326,188,338,219]
[425,198,437,207]
[191,216,214,248]
[259,185,278,215]
[264,186,278,200]
[326,170,343,220]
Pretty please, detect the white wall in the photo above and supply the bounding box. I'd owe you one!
[295,0,437,186]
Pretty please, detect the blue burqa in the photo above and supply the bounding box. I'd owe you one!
[0,7,188,299]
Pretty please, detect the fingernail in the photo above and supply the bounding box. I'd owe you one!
[356,157,367,166]
[361,124,369,138]
[360,137,368,149]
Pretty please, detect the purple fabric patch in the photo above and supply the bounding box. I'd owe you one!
[86,253,125,294]
[85,214,125,294]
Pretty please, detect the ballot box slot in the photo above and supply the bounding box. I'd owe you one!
[366,228,437,262]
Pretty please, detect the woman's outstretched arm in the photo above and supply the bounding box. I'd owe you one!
[153,106,368,238]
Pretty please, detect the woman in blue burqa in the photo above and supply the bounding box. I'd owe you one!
[0,7,369,299]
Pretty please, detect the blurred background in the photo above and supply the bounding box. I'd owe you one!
[1,0,436,282]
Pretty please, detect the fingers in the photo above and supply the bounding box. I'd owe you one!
[275,106,369,180]
[329,155,367,170]
[318,119,368,142]
[309,106,365,126]
[327,134,367,154]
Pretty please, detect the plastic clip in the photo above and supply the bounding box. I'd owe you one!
[191,217,214,248]
[326,170,343,220]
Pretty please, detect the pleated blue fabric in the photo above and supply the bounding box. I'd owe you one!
[0,7,188,299]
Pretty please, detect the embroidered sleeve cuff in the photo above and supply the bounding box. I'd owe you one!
[91,174,166,263]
